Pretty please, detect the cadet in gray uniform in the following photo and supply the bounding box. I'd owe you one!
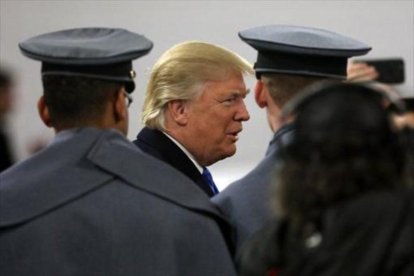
[212,25,372,255]
[0,28,236,276]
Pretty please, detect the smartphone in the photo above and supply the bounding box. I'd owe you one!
[354,58,405,84]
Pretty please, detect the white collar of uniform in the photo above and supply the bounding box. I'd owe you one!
[162,131,203,174]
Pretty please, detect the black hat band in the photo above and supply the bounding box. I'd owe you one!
[254,51,347,79]
[41,61,136,92]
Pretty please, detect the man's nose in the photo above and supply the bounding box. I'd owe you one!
[235,100,250,122]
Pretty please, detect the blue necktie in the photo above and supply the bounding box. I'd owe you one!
[202,167,219,195]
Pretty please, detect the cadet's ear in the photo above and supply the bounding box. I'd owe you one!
[254,80,267,108]
[114,88,127,122]
[37,95,52,127]
[167,100,188,126]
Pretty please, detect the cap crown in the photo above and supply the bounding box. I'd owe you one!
[19,27,153,65]
[239,25,371,79]
[19,27,153,92]
[239,25,371,57]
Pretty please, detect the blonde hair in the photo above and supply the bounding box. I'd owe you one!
[142,41,253,129]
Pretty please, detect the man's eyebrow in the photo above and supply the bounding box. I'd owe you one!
[228,91,243,99]
[215,89,249,102]
[236,89,250,98]
[231,88,250,96]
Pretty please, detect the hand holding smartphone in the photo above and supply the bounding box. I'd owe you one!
[351,58,405,84]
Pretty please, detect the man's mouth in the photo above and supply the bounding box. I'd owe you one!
[227,129,242,141]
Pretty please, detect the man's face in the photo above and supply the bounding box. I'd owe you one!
[183,71,250,166]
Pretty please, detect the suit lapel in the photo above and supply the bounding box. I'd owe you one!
[135,128,214,196]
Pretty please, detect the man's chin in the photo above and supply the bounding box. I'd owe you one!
[221,147,237,159]
[207,149,236,165]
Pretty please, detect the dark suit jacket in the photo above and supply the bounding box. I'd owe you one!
[0,129,14,172]
[0,128,236,276]
[133,127,215,197]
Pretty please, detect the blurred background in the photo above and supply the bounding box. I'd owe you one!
[1,0,413,189]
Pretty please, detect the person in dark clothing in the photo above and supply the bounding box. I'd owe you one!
[0,67,15,172]
[239,82,414,276]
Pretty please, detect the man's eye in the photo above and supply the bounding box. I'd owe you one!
[223,97,236,105]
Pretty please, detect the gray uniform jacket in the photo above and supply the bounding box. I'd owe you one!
[0,128,236,276]
[212,124,294,254]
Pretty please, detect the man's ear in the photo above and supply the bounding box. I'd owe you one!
[37,95,52,127]
[254,80,267,108]
[166,100,188,126]
[114,88,127,122]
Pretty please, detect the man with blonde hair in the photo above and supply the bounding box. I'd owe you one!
[134,41,253,197]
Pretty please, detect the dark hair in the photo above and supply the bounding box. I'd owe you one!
[42,75,122,129]
[0,67,14,88]
[277,83,405,235]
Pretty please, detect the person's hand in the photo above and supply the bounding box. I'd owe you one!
[347,61,379,82]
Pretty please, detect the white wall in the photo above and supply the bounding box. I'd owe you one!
[1,0,413,189]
